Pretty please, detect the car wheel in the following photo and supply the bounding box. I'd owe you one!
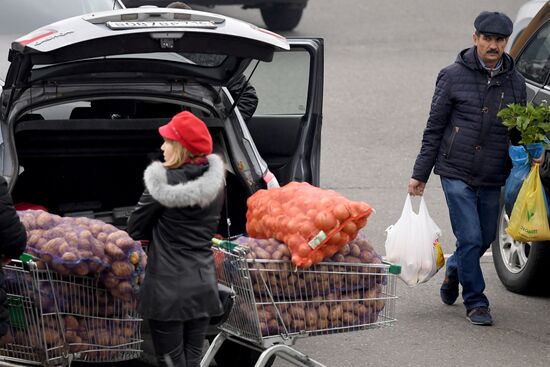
[260,4,304,31]
[492,206,550,295]
[212,339,275,367]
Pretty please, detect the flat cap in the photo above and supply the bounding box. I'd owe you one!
[474,11,513,37]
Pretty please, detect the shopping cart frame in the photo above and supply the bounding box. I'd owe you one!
[202,239,400,367]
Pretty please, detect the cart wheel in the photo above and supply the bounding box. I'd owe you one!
[213,339,275,367]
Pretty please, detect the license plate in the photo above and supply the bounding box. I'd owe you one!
[106,20,217,30]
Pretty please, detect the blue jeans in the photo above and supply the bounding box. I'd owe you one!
[440,177,501,310]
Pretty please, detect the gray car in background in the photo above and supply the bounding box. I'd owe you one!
[123,0,308,31]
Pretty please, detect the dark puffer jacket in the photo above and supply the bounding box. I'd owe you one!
[0,176,27,337]
[412,46,526,186]
[127,155,225,322]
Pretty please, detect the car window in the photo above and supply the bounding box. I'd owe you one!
[245,50,310,115]
[516,20,550,85]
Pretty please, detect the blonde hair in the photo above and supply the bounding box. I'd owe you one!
[163,139,192,169]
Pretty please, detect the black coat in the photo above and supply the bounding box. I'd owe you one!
[0,177,27,337]
[228,74,258,122]
[127,155,225,321]
[412,47,527,187]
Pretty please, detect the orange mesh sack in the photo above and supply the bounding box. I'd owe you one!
[246,182,374,268]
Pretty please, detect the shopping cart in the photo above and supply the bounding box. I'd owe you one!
[202,239,401,367]
[0,255,142,367]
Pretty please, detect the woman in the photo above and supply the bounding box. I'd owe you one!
[127,111,225,367]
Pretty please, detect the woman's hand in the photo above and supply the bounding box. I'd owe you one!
[408,178,426,196]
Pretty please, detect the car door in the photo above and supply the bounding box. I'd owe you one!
[245,38,323,186]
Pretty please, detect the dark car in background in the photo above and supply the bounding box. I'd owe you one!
[493,2,550,295]
[123,0,308,31]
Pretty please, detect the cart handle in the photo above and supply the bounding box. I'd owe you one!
[18,253,34,264]
[382,260,402,275]
[211,238,239,251]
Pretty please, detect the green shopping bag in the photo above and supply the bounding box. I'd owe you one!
[506,163,550,242]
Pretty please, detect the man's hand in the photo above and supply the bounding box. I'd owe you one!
[408,178,426,196]
[0,256,11,265]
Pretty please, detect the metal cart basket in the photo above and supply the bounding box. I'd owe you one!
[202,240,401,367]
[0,256,142,367]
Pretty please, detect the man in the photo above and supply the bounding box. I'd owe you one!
[0,176,28,337]
[408,11,526,326]
[167,1,259,122]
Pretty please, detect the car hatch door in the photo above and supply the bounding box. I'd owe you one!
[245,38,323,186]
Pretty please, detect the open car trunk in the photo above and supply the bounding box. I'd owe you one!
[11,112,249,235]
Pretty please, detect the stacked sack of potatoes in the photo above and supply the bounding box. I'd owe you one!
[220,233,387,337]
[18,210,147,302]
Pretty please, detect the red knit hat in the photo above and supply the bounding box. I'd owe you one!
[158,111,212,155]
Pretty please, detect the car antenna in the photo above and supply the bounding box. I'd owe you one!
[227,60,260,117]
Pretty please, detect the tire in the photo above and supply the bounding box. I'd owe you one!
[492,206,550,295]
[213,339,275,367]
[260,4,304,31]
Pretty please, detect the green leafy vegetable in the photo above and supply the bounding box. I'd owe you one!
[498,102,550,145]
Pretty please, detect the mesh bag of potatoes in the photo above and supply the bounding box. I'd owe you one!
[18,210,147,301]
[232,233,385,300]
[246,182,374,268]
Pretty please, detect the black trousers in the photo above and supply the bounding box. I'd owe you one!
[148,317,210,367]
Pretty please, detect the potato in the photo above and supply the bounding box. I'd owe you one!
[267,319,280,335]
[329,304,343,321]
[77,250,93,259]
[64,315,79,330]
[42,238,67,256]
[317,304,329,320]
[111,261,134,277]
[291,319,305,331]
[342,311,355,325]
[73,262,90,276]
[51,263,70,276]
[90,329,110,346]
[288,306,305,320]
[102,224,118,234]
[111,334,128,346]
[353,303,370,318]
[36,212,54,228]
[305,309,318,328]
[97,231,108,243]
[280,311,292,328]
[117,280,133,295]
[317,318,329,330]
[43,228,65,240]
[44,328,61,346]
[122,327,135,338]
[102,272,119,289]
[61,252,78,262]
[105,242,125,260]
[107,230,127,243]
[115,237,136,251]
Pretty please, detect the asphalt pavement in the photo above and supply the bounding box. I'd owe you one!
[65,1,550,366]
[203,1,550,366]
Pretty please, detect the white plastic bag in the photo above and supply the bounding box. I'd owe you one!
[384,195,445,286]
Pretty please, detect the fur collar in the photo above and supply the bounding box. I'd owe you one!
[144,154,225,208]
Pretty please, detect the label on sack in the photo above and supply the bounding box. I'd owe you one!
[308,230,327,249]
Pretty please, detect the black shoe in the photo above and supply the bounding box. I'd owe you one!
[440,274,459,305]
[466,307,493,326]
